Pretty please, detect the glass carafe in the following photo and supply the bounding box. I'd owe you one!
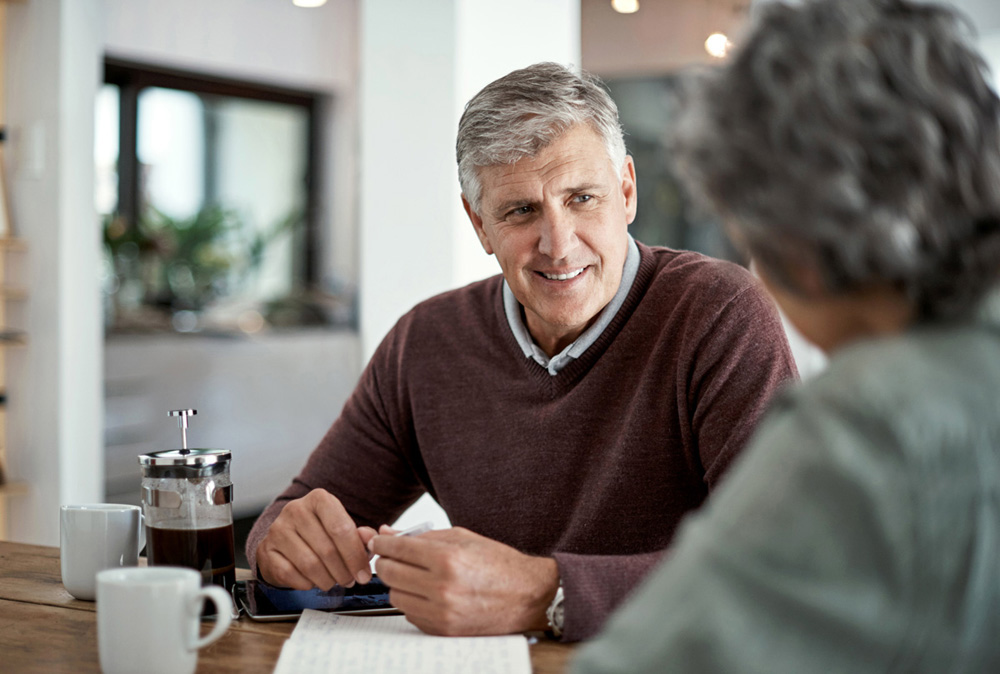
[138,410,236,591]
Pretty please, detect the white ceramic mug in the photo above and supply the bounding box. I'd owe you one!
[60,503,145,601]
[97,566,233,674]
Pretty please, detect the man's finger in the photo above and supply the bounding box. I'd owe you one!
[389,588,462,637]
[267,550,315,590]
[374,555,434,595]
[259,540,326,590]
[286,510,356,587]
[314,497,372,584]
[270,525,340,589]
[387,586,440,630]
[358,526,378,556]
[370,531,439,566]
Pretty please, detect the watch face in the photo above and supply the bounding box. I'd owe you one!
[547,585,565,635]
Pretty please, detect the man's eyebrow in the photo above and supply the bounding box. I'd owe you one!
[565,182,602,195]
[493,198,534,215]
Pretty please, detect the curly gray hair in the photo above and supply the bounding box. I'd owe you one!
[671,0,1000,319]
[457,62,627,214]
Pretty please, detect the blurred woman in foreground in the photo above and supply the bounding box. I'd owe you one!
[573,0,1000,672]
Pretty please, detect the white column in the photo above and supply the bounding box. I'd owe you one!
[4,0,104,545]
[358,0,580,361]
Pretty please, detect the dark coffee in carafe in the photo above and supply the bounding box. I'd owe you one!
[147,523,236,591]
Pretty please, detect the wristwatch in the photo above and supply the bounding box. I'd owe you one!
[545,582,565,639]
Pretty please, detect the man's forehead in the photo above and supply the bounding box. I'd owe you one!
[478,135,614,205]
[486,162,600,191]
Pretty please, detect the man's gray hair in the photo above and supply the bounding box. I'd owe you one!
[457,62,627,214]
[671,0,1000,319]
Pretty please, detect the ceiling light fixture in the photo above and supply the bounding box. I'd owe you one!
[705,32,733,59]
[611,0,640,14]
[293,0,328,7]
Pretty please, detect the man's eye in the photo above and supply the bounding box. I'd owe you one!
[509,206,533,217]
[574,194,593,203]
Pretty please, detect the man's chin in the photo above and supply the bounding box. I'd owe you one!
[527,306,602,337]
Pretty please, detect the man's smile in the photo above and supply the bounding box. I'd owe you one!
[538,267,587,281]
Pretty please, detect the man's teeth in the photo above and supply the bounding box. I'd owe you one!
[542,268,585,281]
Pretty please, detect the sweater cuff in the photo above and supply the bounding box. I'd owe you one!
[551,549,667,642]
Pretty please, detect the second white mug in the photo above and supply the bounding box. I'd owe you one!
[60,503,144,601]
[97,566,232,674]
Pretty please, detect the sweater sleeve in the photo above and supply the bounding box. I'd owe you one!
[683,278,798,489]
[553,277,798,642]
[246,324,426,575]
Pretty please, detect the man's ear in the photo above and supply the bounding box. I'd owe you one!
[621,156,638,225]
[462,195,494,255]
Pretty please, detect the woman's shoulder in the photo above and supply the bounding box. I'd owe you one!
[817,324,1000,412]
[773,323,1000,476]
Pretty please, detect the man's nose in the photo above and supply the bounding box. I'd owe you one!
[537,209,576,260]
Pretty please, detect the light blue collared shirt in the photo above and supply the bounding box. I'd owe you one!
[503,236,640,376]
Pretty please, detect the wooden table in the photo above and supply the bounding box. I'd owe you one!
[0,541,574,673]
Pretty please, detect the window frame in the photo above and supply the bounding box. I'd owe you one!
[103,56,323,286]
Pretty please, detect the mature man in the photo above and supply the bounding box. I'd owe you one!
[247,62,796,642]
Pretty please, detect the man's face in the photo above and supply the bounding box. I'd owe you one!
[463,124,637,356]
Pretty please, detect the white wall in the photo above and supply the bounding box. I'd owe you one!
[4,0,104,544]
[358,0,458,363]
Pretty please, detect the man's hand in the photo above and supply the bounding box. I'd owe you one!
[255,489,376,590]
[370,526,559,636]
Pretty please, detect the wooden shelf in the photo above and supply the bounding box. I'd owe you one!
[0,330,25,345]
[0,238,26,251]
[0,482,28,497]
[0,0,26,544]
[0,287,26,300]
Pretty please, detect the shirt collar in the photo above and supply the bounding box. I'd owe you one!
[503,235,640,375]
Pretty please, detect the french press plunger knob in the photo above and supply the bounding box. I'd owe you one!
[168,409,197,453]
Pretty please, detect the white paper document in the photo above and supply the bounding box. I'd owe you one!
[272,609,532,674]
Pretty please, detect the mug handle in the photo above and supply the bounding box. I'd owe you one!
[137,513,146,553]
[188,586,233,651]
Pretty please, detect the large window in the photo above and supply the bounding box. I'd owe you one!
[96,59,335,333]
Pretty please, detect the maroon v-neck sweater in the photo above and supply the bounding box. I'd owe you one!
[248,243,797,641]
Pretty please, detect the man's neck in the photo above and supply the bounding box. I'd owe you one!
[526,314,595,358]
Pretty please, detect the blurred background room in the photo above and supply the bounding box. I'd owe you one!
[0,0,998,564]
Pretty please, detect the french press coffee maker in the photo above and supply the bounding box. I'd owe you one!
[138,409,236,591]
